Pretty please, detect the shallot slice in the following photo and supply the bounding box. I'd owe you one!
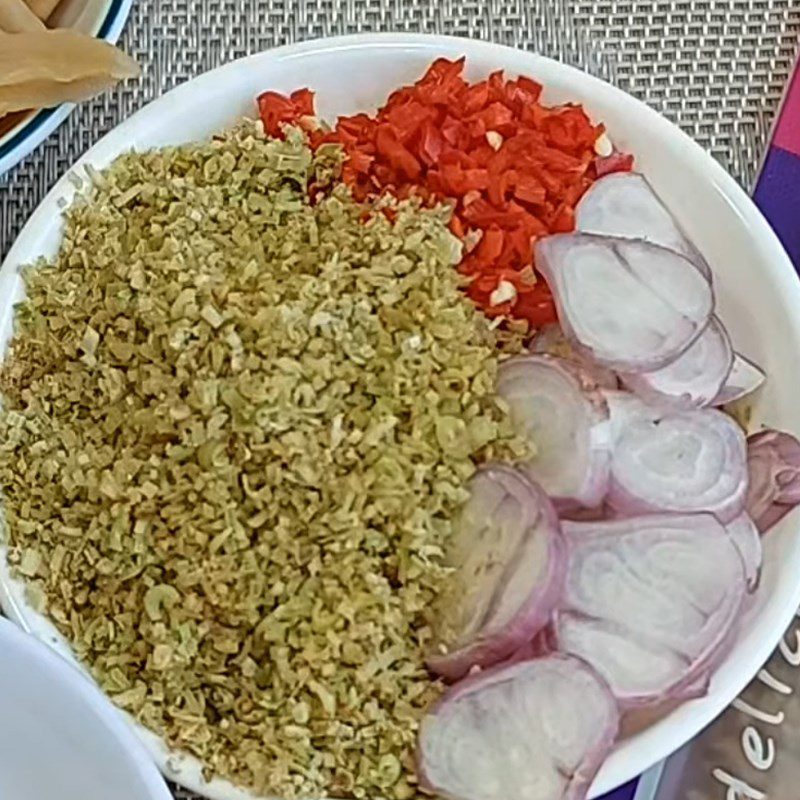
[556,514,746,707]
[713,353,767,406]
[726,512,762,592]
[536,233,713,371]
[428,465,565,681]
[497,355,611,510]
[574,172,711,279]
[531,323,620,390]
[677,672,712,701]
[418,656,619,800]
[602,389,660,445]
[609,409,748,523]
[745,429,800,533]
[620,316,733,410]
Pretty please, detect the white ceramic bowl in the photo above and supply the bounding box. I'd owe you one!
[1,33,800,800]
[0,0,134,176]
[0,617,171,800]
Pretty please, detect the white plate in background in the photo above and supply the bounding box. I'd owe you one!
[0,617,172,800]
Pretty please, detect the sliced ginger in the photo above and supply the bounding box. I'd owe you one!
[0,29,139,116]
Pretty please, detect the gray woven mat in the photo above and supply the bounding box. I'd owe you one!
[0,1,798,797]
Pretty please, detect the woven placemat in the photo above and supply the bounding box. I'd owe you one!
[1,0,799,261]
[0,1,798,797]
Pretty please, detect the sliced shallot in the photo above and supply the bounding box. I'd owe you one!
[556,514,746,707]
[497,355,611,510]
[602,389,660,445]
[676,672,712,701]
[418,655,619,800]
[427,465,565,681]
[620,316,733,410]
[713,353,767,406]
[574,172,711,279]
[609,408,748,523]
[620,670,713,736]
[536,233,713,371]
[726,512,762,592]
[745,429,800,533]
[531,323,620,390]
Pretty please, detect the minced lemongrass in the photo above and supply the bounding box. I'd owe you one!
[0,124,527,799]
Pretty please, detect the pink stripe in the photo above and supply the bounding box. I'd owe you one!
[773,63,800,158]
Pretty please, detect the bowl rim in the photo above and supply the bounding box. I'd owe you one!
[2,30,800,800]
[0,0,135,176]
[0,617,172,800]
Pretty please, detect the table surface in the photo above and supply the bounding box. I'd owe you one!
[0,1,798,797]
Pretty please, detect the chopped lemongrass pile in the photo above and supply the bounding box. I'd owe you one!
[0,123,526,799]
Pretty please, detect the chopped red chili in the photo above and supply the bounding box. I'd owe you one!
[257,59,633,328]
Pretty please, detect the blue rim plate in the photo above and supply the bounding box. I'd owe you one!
[0,0,134,176]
